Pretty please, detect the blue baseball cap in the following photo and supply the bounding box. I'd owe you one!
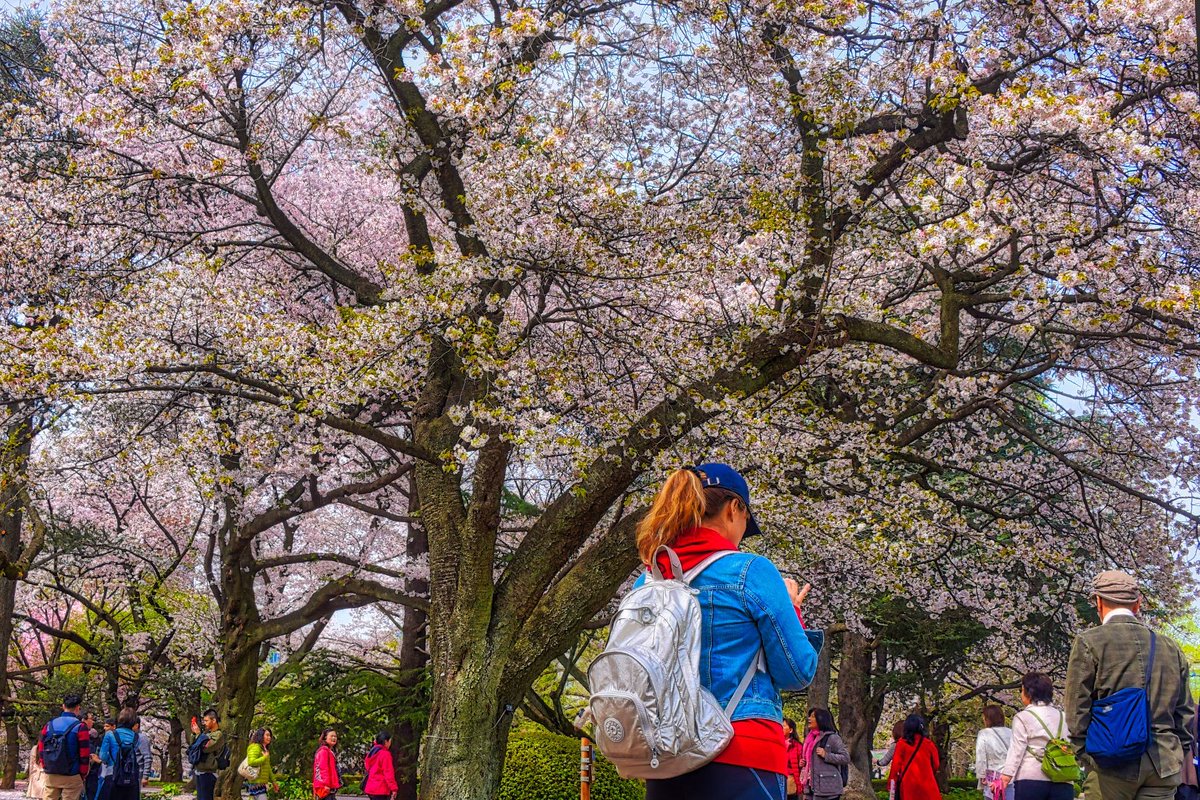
[691,463,763,538]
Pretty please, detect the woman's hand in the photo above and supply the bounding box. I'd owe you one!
[190,721,200,735]
[815,747,827,759]
[784,578,812,607]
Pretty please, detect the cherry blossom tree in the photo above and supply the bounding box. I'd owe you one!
[2,0,1198,797]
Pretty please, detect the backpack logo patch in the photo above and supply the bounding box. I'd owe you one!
[603,718,625,743]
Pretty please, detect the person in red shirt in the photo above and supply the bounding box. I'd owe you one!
[312,729,342,800]
[786,718,804,800]
[362,731,399,800]
[888,715,941,800]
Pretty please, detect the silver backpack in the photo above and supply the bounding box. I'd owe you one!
[584,546,762,779]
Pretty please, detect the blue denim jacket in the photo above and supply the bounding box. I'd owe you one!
[634,551,823,723]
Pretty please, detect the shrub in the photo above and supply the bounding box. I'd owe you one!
[499,732,644,800]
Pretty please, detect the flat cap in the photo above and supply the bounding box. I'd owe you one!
[1091,570,1140,605]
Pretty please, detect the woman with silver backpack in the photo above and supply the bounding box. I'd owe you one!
[586,464,822,800]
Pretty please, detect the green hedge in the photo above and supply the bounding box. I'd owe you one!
[500,732,645,800]
[874,778,981,792]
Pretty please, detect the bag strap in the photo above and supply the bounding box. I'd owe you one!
[723,650,765,717]
[1025,708,1055,740]
[650,546,683,582]
[683,550,737,584]
[1145,630,1157,690]
[897,736,923,784]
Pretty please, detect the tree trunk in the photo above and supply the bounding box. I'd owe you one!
[837,630,880,800]
[416,662,513,800]
[806,628,835,710]
[394,475,428,800]
[215,539,261,800]
[0,414,34,790]
[0,581,21,790]
[931,716,950,790]
[215,642,257,800]
[164,716,183,782]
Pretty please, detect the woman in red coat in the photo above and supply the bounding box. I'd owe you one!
[312,729,342,800]
[888,715,941,800]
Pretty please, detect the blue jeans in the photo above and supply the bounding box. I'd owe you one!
[646,762,787,800]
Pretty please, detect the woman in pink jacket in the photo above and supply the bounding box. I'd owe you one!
[363,732,399,800]
[312,729,341,800]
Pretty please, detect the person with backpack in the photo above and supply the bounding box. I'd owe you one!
[362,731,399,800]
[976,705,1014,800]
[998,673,1077,800]
[586,464,822,799]
[887,715,940,800]
[312,729,341,800]
[1065,570,1195,800]
[241,728,279,799]
[188,709,225,800]
[799,708,850,800]
[99,709,147,800]
[38,694,92,800]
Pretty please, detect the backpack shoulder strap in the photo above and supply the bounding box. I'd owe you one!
[1025,709,1055,740]
[723,649,764,717]
[1145,630,1157,689]
[650,546,683,582]
[683,550,738,584]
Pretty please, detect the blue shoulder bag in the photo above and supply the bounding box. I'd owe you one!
[1085,629,1156,768]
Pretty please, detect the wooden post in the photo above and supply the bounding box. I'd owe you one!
[580,737,593,800]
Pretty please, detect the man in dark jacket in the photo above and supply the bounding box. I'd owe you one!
[1065,571,1195,800]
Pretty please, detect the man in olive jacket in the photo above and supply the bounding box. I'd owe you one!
[1065,571,1195,800]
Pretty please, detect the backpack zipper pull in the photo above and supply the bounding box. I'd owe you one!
[650,747,660,769]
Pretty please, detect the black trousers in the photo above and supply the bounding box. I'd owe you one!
[646,762,787,800]
[1013,780,1074,800]
[195,772,217,800]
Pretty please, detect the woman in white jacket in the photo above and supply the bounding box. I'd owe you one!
[975,705,1013,800]
[999,673,1073,800]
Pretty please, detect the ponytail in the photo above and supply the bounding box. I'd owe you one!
[637,469,706,564]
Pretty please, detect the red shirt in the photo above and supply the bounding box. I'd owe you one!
[650,527,805,775]
[37,713,91,777]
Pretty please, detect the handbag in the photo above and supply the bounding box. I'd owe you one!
[786,775,798,795]
[1086,631,1156,767]
[238,757,260,781]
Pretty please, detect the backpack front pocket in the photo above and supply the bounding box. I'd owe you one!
[589,690,661,767]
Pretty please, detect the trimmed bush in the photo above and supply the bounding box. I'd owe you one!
[500,732,645,800]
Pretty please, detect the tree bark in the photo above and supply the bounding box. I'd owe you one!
[807,629,835,710]
[416,659,515,800]
[165,716,183,782]
[214,539,260,800]
[393,474,428,800]
[0,413,34,789]
[837,630,882,800]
